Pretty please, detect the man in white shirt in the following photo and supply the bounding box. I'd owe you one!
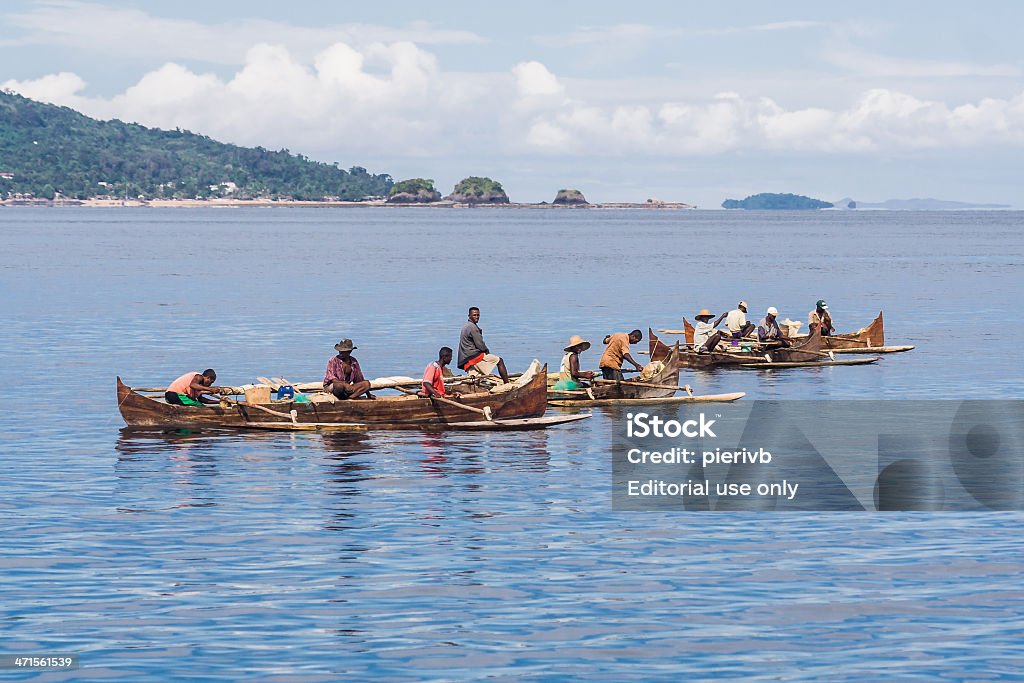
[724,300,756,340]
[692,308,728,353]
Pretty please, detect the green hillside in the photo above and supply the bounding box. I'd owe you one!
[0,90,393,200]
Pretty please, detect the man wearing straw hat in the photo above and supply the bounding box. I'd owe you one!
[692,308,727,354]
[324,338,374,400]
[553,335,596,391]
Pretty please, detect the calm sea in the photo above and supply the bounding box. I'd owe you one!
[1,207,1022,680]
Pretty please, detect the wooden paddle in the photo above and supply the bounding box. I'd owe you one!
[393,386,493,421]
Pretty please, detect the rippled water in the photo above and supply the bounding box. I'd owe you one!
[1,208,1022,680]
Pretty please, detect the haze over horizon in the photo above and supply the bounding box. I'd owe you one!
[2,1,1022,207]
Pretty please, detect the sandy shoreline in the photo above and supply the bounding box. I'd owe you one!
[2,198,695,209]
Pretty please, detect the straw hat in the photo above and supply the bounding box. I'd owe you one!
[564,335,591,352]
[695,308,715,321]
[334,338,357,352]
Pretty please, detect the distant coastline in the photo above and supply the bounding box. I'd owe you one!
[0,197,697,209]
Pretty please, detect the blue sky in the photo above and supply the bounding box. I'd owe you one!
[2,1,1023,205]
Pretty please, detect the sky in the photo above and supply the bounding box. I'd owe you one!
[2,0,1023,206]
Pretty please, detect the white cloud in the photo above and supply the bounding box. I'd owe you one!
[513,61,564,97]
[5,45,1024,165]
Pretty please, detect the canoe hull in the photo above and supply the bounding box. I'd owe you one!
[117,368,548,429]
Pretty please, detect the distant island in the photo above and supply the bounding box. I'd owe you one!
[722,193,833,210]
[842,198,1012,210]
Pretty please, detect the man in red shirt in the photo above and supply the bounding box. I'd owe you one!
[324,339,373,400]
[420,347,461,398]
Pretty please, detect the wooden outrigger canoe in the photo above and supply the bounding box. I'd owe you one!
[548,343,685,403]
[117,364,587,431]
[673,311,912,354]
[649,327,827,369]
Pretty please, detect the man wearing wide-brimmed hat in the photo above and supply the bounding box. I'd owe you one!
[553,335,596,391]
[323,338,373,400]
[692,308,727,353]
[808,299,834,336]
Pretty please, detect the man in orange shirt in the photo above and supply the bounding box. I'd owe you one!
[420,347,461,398]
[165,369,220,406]
[598,329,644,380]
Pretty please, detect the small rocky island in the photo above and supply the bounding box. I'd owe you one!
[386,178,442,203]
[553,189,588,205]
[722,193,833,210]
[447,176,509,204]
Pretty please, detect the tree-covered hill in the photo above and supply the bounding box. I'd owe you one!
[0,90,393,200]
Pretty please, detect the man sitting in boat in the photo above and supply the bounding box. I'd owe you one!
[458,306,510,383]
[420,347,462,398]
[808,299,834,336]
[693,308,728,353]
[165,369,221,406]
[324,339,374,400]
[553,335,596,390]
[758,307,792,349]
[599,329,644,380]
[725,300,756,339]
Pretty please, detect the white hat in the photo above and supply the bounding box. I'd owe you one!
[766,306,778,316]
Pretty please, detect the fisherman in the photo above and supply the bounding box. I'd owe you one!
[420,347,461,398]
[165,369,221,406]
[693,308,728,353]
[458,306,510,383]
[324,338,374,400]
[599,329,644,380]
[758,307,792,348]
[725,300,756,339]
[808,299,835,336]
[553,335,596,391]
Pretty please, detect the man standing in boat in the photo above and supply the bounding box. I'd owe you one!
[458,307,510,383]
[758,307,792,349]
[599,329,644,380]
[808,299,834,336]
[420,347,461,398]
[725,300,756,339]
[324,339,374,400]
[165,369,221,406]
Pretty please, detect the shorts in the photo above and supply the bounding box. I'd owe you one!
[327,382,354,400]
[467,353,501,375]
[165,392,202,406]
